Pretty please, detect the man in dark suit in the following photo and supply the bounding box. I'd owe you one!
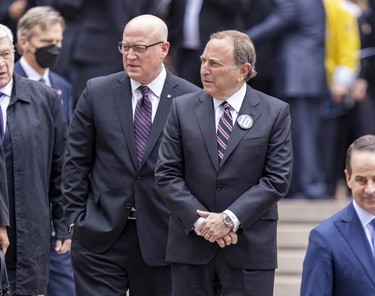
[301,134,375,296]
[246,0,327,199]
[0,23,70,295]
[14,6,75,296]
[62,14,200,296]
[155,30,293,296]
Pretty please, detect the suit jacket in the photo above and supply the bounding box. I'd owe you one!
[14,61,73,123]
[62,70,200,266]
[155,85,293,269]
[4,74,67,294]
[246,0,327,98]
[301,202,375,296]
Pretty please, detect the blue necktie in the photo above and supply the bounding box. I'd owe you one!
[134,85,152,164]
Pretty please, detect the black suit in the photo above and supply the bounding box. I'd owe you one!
[63,70,199,295]
[155,85,293,295]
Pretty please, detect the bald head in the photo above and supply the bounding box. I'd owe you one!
[124,14,168,41]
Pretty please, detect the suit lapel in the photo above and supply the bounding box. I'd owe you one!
[221,86,261,166]
[140,76,175,168]
[113,76,138,168]
[335,203,375,288]
[194,92,219,170]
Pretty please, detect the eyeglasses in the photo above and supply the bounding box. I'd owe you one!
[0,48,15,61]
[117,41,164,54]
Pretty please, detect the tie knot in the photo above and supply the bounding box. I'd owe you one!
[221,101,231,110]
[371,219,375,228]
[139,85,149,97]
[39,77,46,84]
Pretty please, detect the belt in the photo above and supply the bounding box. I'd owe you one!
[128,208,136,220]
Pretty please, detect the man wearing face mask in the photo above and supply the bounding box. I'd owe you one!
[14,6,75,296]
[15,6,73,123]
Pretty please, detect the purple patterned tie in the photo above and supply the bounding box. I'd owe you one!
[134,85,152,164]
[217,101,233,164]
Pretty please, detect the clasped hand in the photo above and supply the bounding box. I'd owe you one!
[196,210,238,248]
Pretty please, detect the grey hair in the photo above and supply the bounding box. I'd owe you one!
[0,24,14,45]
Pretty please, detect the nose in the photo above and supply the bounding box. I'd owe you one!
[365,181,375,195]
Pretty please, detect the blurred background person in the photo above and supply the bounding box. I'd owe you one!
[320,0,361,198]
[174,0,245,87]
[246,0,328,199]
[15,6,75,296]
[242,0,276,96]
[51,0,141,107]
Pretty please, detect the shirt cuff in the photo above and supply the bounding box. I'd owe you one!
[223,209,240,232]
[193,217,205,236]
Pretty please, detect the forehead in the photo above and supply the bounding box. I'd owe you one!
[350,150,375,174]
[29,23,63,38]
[202,37,234,62]
[0,37,12,50]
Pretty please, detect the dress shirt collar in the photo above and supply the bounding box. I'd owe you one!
[353,200,375,228]
[212,83,247,113]
[19,56,51,86]
[130,64,167,99]
[0,79,13,99]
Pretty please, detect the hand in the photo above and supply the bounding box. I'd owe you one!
[330,84,350,104]
[215,231,238,248]
[197,210,230,243]
[0,226,9,254]
[55,238,72,254]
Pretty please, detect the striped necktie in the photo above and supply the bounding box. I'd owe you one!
[134,85,152,164]
[217,101,233,164]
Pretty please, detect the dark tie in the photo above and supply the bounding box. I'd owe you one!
[39,77,46,84]
[0,92,4,141]
[217,101,233,164]
[134,85,152,164]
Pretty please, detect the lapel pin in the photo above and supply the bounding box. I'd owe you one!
[237,115,253,130]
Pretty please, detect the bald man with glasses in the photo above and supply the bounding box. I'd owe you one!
[62,14,199,296]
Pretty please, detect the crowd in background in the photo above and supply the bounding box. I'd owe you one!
[1,0,375,295]
[1,1,375,195]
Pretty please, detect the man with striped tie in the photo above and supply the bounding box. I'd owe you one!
[155,30,293,296]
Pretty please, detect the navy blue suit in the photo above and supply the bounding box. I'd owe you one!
[301,202,375,295]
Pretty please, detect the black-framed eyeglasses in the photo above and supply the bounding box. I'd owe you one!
[117,41,164,54]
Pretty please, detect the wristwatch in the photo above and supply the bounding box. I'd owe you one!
[222,212,234,230]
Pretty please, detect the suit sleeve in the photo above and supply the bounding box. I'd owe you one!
[301,228,334,296]
[62,85,95,227]
[49,90,69,238]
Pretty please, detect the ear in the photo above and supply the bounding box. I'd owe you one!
[17,35,28,53]
[161,41,170,59]
[239,63,251,81]
[344,169,352,189]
